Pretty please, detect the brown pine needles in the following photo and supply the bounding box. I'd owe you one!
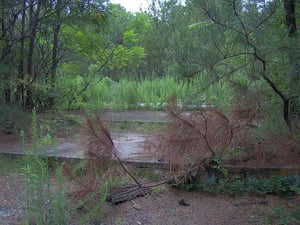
[84,114,116,161]
[66,114,152,205]
[160,107,233,171]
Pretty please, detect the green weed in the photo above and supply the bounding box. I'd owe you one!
[264,203,300,225]
[20,110,69,225]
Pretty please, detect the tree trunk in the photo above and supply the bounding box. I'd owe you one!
[284,0,296,37]
[284,0,299,128]
[1,5,17,104]
[25,0,41,111]
[4,87,11,104]
[262,74,292,130]
[49,0,62,107]
[16,0,27,106]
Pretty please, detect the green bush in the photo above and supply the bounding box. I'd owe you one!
[181,173,300,198]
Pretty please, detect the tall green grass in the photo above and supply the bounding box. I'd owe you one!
[57,75,234,110]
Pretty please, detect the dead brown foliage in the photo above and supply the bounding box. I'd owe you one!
[64,114,125,203]
[65,114,166,205]
[227,129,300,168]
[227,101,300,167]
[84,114,116,160]
[159,107,234,171]
[153,99,299,174]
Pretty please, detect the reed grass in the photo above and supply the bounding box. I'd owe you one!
[57,75,233,110]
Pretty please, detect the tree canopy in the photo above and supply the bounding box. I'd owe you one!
[0,0,299,130]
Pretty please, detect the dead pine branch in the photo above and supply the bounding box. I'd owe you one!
[161,106,234,174]
[67,113,161,204]
[86,113,143,183]
[81,113,195,204]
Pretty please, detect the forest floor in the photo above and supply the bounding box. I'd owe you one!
[1,170,299,225]
[1,169,300,225]
[0,110,299,224]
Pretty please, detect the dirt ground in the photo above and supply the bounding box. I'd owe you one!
[0,110,300,224]
[0,170,298,225]
[0,171,299,225]
[101,188,299,225]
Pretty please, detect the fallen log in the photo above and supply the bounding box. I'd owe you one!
[107,177,175,204]
[108,185,151,204]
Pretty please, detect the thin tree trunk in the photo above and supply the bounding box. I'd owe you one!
[16,0,27,106]
[284,0,296,37]
[50,0,62,107]
[284,0,299,128]
[4,88,11,104]
[262,74,292,130]
[1,5,19,104]
[25,0,41,111]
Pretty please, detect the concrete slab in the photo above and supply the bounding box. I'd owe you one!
[35,132,149,160]
[46,143,85,159]
[112,132,148,159]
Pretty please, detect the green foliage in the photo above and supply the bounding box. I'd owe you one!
[114,79,141,108]
[31,82,55,112]
[0,0,108,109]
[20,109,70,150]
[264,203,300,225]
[38,110,84,138]
[1,0,299,135]
[181,174,300,199]
[0,155,22,173]
[53,166,69,224]
[20,110,69,225]
[75,182,109,225]
[21,153,70,225]
[0,103,30,134]
[57,74,235,110]
[31,109,39,151]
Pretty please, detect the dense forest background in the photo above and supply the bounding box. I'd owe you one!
[0,0,299,132]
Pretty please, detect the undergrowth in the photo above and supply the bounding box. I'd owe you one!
[1,94,298,224]
[174,158,300,225]
[20,110,69,225]
[17,111,122,224]
[0,103,30,134]
[0,154,22,173]
[180,174,300,199]
[264,203,300,225]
